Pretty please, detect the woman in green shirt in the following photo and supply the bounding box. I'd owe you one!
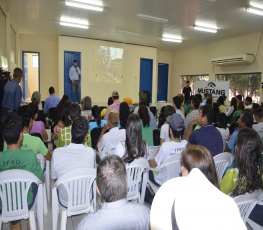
[138,105,154,146]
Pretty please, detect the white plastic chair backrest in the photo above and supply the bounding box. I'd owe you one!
[37,154,45,170]
[0,169,41,222]
[148,146,160,160]
[99,147,116,160]
[213,152,232,181]
[54,168,96,215]
[160,153,182,182]
[126,164,146,201]
[234,190,261,223]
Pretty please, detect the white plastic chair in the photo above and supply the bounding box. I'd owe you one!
[37,154,50,214]
[148,146,160,160]
[213,152,232,181]
[0,169,44,230]
[126,165,148,204]
[234,190,261,224]
[52,168,96,230]
[147,153,182,194]
[99,146,116,160]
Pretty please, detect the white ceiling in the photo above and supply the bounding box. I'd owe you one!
[3,0,263,50]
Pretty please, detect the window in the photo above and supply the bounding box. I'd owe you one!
[181,74,209,95]
[216,72,261,102]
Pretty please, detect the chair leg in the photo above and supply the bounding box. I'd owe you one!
[37,184,44,230]
[29,211,36,230]
[46,161,51,201]
[60,211,67,230]
[52,188,59,230]
[0,218,2,230]
[43,184,48,215]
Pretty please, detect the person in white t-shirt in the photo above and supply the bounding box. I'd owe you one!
[97,111,126,153]
[215,113,229,149]
[160,105,175,145]
[115,113,149,169]
[149,113,186,186]
[252,106,263,139]
[51,116,96,207]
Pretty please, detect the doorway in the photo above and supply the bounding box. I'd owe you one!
[22,51,40,101]
[157,63,169,101]
[64,51,81,102]
[140,58,153,103]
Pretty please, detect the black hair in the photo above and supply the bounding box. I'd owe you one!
[97,155,127,202]
[240,110,254,128]
[217,96,225,106]
[164,105,175,119]
[245,96,252,105]
[217,113,227,129]
[201,104,214,124]
[107,97,114,106]
[138,105,150,128]
[91,105,101,127]
[68,103,81,122]
[13,68,23,79]
[28,102,39,120]
[81,96,92,110]
[3,115,23,145]
[233,128,263,196]
[17,105,31,128]
[119,102,130,129]
[191,95,201,109]
[173,96,182,109]
[139,91,150,107]
[61,101,73,127]
[230,97,238,111]
[253,106,263,119]
[49,87,55,94]
[73,59,77,63]
[71,117,88,144]
[236,95,243,101]
[123,114,147,164]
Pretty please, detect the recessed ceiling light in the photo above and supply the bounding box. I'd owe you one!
[137,14,168,23]
[162,37,182,43]
[65,0,104,11]
[60,16,89,29]
[116,29,141,36]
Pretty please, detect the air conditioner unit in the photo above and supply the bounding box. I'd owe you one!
[210,53,254,65]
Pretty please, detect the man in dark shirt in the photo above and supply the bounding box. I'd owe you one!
[2,68,23,120]
[184,104,223,157]
[182,80,192,102]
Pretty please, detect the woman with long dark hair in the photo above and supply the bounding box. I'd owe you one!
[221,128,263,226]
[119,102,130,129]
[226,97,238,117]
[89,105,107,132]
[138,105,153,146]
[115,113,148,167]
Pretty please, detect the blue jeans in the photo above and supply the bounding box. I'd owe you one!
[72,80,80,103]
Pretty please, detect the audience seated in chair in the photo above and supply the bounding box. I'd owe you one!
[160,105,175,145]
[185,104,223,157]
[221,128,263,226]
[151,145,246,230]
[77,155,150,230]
[97,111,125,153]
[51,116,96,207]
[0,115,44,230]
[89,105,107,132]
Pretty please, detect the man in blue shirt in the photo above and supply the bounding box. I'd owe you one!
[2,68,22,120]
[185,104,223,157]
[43,86,60,114]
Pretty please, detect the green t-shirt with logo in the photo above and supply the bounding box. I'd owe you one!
[0,148,44,209]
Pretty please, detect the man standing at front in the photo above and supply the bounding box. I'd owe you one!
[2,68,23,120]
[69,60,81,103]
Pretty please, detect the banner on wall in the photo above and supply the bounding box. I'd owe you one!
[195,81,230,99]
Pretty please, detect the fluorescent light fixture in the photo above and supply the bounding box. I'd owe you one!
[193,22,217,33]
[60,22,89,29]
[116,29,141,36]
[71,0,103,6]
[249,1,263,9]
[194,25,217,33]
[137,14,168,23]
[162,37,182,43]
[60,16,89,29]
[65,0,103,11]
[247,7,263,16]
[162,33,182,43]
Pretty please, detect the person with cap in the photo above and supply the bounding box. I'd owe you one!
[2,68,23,121]
[184,104,223,157]
[104,90,121,120]
[148,113,187,186]
[69,59,81,103]
[97,111,126,154]
[31,91,41,106]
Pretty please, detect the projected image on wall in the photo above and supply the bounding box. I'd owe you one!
[94,46,124,83]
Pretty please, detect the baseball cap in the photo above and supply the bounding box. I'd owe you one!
[31,91,41,104]
[166,113,184,131]
[112,90,119,97]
